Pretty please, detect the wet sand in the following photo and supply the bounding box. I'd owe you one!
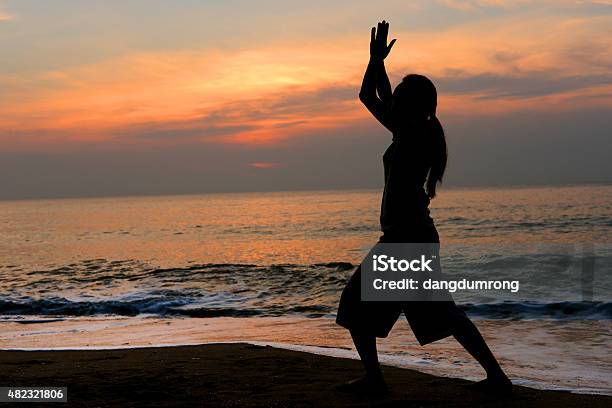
[0,343,609,407]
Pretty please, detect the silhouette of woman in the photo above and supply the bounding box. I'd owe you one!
[336,21,511,395]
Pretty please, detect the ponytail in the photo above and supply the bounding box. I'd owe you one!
[426,116,447,199]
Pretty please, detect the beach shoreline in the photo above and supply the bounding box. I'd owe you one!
[3,316,610,395]
[1,343,609,407]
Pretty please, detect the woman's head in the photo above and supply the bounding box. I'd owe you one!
[391,74,437,125]
[391,74,447,199]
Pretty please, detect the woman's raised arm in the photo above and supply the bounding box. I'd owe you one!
[358,21,396,132]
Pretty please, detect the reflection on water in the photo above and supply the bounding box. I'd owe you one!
[1,185,610,270]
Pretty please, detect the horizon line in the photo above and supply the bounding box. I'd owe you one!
[1,181,611,203]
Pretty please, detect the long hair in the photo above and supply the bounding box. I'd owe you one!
[393,74,447,199]
[425,115,447,199]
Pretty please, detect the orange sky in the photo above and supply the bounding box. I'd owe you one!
[0,1,611,199]
[1,1,610,152]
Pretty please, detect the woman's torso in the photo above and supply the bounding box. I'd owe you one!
[380,136,436,241]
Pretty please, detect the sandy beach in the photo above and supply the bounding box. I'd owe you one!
[1,343,609,407]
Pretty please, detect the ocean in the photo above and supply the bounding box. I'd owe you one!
[1,185,611,394]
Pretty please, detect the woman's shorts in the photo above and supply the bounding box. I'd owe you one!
[335,228,468,346]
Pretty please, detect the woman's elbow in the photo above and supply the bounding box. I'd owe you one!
[358,92,370,104]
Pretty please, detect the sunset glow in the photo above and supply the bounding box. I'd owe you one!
[2,2,610,151]
[1,1,611,198]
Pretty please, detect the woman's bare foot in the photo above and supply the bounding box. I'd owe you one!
[466,375,513,396]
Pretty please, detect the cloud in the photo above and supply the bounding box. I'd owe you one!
[118,123,258,141]
[437,0,612,10]
[432,71,612,99]
[248,162,282,169]
[0,5,610,152]
[2,105,610,200]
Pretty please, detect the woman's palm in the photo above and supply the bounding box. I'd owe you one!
[370,20,396,61]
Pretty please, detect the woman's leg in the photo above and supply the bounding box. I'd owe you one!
[336,328,387,393]
[349,328,382,378]
[452,316,509,381]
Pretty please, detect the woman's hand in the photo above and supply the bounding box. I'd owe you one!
[370,20,396,62]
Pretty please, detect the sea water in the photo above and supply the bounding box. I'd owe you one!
[1,185,610,394]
